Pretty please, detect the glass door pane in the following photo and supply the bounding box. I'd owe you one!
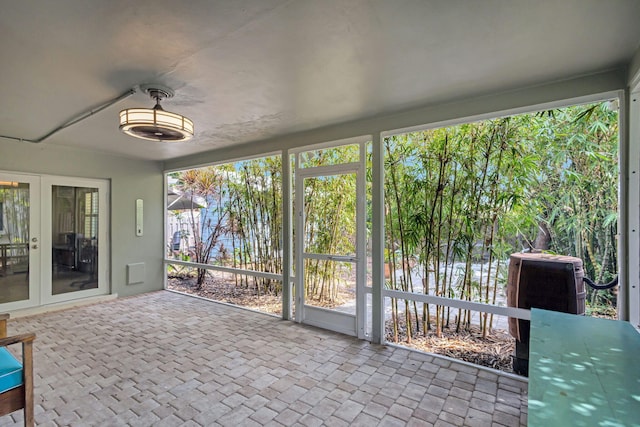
[51,185,99,294]
[0,176,39,308]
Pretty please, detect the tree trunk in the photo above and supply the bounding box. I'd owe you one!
[533,221,551,250]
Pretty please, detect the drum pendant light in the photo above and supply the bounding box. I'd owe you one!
[119,85,194,142]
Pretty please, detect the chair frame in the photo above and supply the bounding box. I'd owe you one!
[0,314,35,427]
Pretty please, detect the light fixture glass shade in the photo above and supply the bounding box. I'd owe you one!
[119,108,194,142]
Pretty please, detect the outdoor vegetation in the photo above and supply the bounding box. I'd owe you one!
[167,156,283,304]
[384,101,619,347]
[166,100,619,371]
[299,144,361,307]
[0,183,30,279]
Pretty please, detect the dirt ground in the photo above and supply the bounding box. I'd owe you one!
[168,272,520,374]
[385,314,515,372]
[168,274,283,315]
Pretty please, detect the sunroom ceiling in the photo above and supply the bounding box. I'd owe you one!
[1,0,640,161]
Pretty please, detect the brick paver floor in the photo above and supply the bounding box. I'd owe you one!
[0,291,527,426]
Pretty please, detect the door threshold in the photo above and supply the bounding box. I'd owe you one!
[7,294,118,319]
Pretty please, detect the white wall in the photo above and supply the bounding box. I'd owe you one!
[627,54,640,328]
[627,91,640,328]
[628,44,640,90]
[165,69,626,169]
[0,141,164,298]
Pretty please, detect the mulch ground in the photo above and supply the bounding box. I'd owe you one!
[385,314,515,372]
[167,274,283,315]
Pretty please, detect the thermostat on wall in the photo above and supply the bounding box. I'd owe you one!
[136,199,143,236]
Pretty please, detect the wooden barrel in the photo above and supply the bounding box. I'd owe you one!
[506,252,585,375]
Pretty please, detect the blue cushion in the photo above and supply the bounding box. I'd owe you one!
[0,347,23,393]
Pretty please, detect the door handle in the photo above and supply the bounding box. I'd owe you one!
[327,255,358,262]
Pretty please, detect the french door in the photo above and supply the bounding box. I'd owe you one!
[0,173,40,310]
[294,158,367,338]
[0,172,108,311]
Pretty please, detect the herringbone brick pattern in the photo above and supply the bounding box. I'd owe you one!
[0,291,527,426]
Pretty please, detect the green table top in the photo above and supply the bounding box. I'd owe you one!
[529,308,640,427]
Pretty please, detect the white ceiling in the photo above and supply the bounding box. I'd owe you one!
[1,0,640,161]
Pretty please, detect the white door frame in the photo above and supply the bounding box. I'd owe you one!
[294,144,367,339]
[0,172,109,311]
[41,175,109,305]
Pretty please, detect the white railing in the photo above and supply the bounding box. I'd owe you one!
[164,258,283,281]
[164,258,532,324]
[384,289,531,320]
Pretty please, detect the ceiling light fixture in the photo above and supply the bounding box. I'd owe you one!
[119,84,194,142]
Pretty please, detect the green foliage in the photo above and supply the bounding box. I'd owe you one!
[171,156,283,294]
[384,101,619,338]
[168,101,619,331]
[300,145,360,304]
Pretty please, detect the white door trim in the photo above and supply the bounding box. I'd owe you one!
[294,142,368,339]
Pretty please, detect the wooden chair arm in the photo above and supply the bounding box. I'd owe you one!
[0,314,34,427]
[0,313,9,339]
[0,333,36,347]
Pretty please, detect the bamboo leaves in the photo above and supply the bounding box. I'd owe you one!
[173,156,283,293]
[384,101,619,339]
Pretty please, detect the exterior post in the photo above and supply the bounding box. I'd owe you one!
[282,150,292,320]
[371,133,385,343]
